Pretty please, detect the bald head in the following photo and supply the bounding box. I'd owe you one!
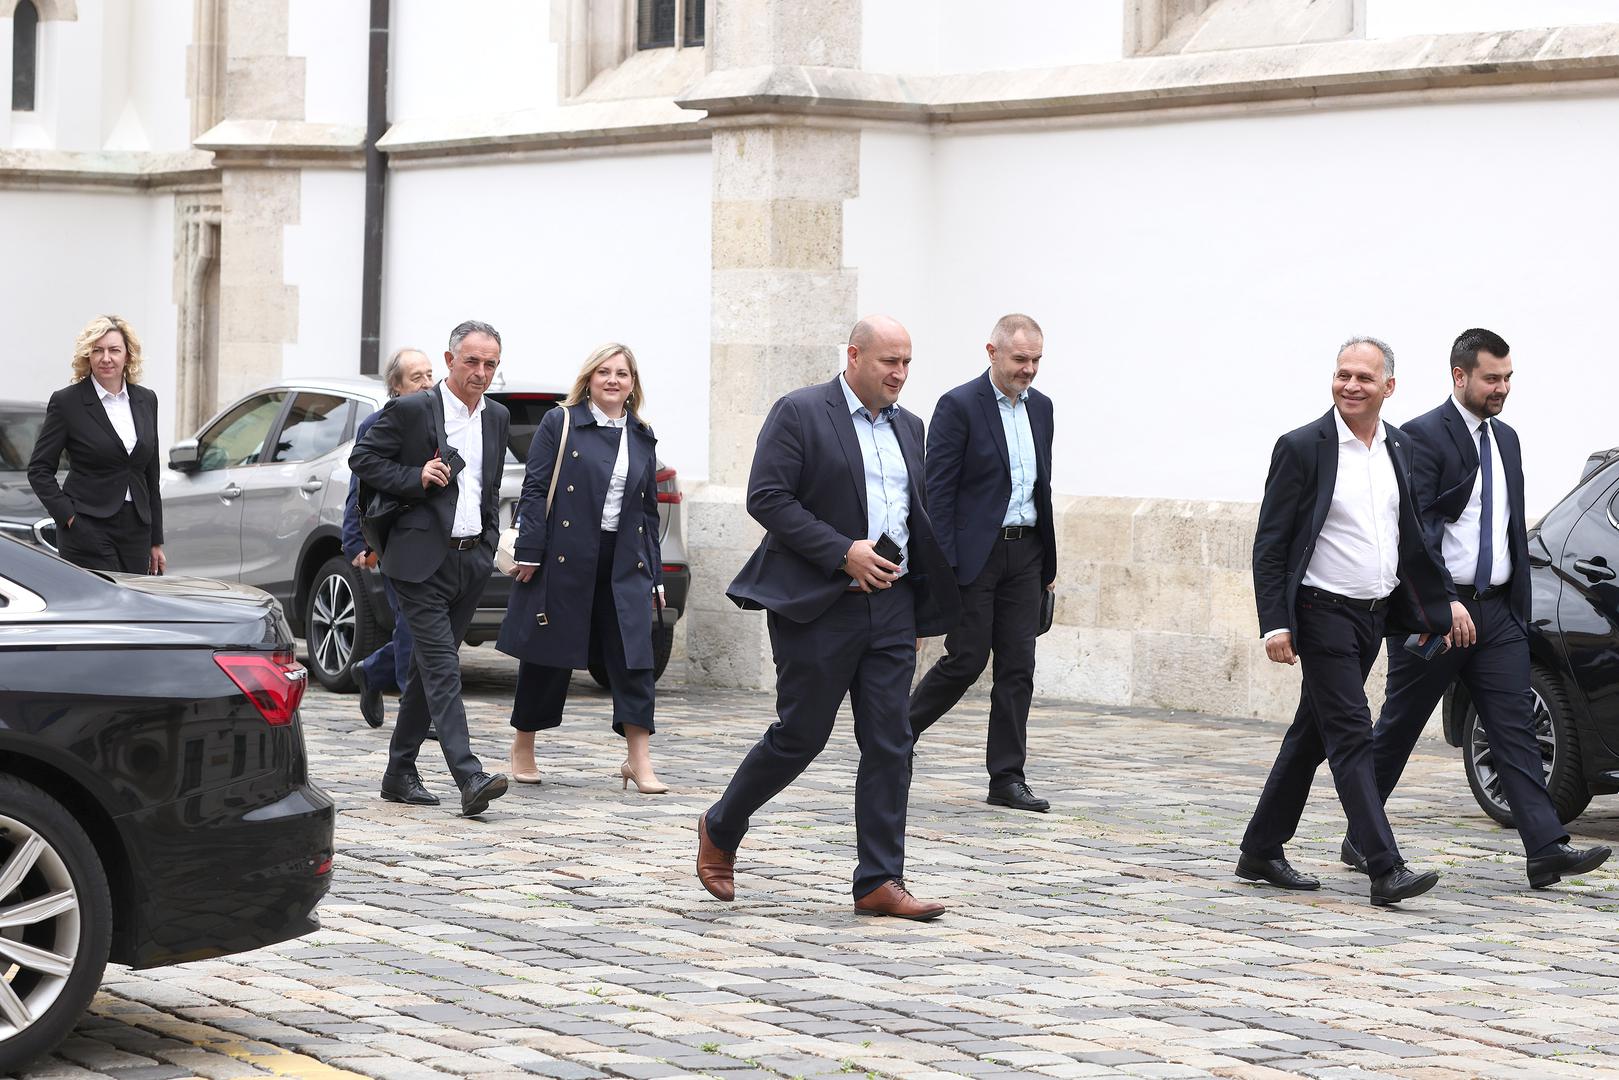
[845,314,912,413]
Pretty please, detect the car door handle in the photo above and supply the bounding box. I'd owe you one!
[221,484,242,500]
[301,479,324,493]
[1573,558,1617,581]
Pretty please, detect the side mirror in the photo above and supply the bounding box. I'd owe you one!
[168,438,202,473]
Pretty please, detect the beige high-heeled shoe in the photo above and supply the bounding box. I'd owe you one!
[620,760,669,794]
[509,746,542,785]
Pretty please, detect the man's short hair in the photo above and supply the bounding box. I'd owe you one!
[991,313,1043,349]
[1451,328,1510,374]
[448,320,501,357]
[381,347,427,397]
[1338,335,1396,379]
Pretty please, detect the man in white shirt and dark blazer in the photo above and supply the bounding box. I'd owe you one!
[1240,336,1454,906]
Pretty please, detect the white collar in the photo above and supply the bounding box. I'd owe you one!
[96,381,129,403]
[588,400,628,428]
[1450,394,1489,433]
[1332,407,1386,448]
[439,380,484,421]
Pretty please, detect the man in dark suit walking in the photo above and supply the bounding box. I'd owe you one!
[697,315,961,919]
[1240,336,1453,906]
[908,313,1057,812]
[349,320,510,817]
[1343,328,1610,888]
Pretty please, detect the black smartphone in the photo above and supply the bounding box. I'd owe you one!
[438,446,467,482]
[873,532,904,566]
[1403,632,1447,661]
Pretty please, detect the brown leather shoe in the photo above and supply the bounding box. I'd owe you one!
[854,880,945,921]
[696,813,735,901]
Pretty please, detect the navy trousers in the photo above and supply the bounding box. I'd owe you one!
[1242,598,1405,878]
[361,573,415,693]
[1366,592,1565,855]
[706,581,918,899]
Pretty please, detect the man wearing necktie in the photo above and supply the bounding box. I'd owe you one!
[1342,328,1610,889]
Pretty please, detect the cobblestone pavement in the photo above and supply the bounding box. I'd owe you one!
[26,649,1619,1080]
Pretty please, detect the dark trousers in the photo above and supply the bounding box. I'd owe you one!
[908,533,1043,785]
[706,582,918,899]
[1242,599,1404,878]
[1365,592,1565,856]
[59,503,150,574]
[510,531,655,737]
[361,574,415,694]
[386,546,491,787]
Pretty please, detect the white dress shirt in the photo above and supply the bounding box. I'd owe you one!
[1443,396,1512,588]
[97,381,136,501]
[1302,409,1402,601]
[439,382,486,539]
[592,401,631,532]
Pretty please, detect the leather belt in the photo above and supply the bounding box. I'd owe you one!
[449,536,482,551]
[1464,583,1508,601]
[1299,585,1390,612]
[1000,525,1035,541]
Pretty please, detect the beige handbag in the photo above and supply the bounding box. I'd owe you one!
[496,408,569,576]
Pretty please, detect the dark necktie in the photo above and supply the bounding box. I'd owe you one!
[1474,420,1493,589]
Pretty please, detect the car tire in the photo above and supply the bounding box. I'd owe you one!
[1462,664,1592,828]
[0,774,113,1073]
[305,555,383,693]
[586,622,676,688]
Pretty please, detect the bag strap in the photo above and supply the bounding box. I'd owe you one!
[545,406,571,521]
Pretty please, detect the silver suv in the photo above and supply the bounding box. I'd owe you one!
[160,376,690,691]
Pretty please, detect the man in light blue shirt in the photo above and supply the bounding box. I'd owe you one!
[838,371,910,578]
[909,314,1058,812]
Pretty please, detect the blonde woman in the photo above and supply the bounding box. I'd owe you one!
[496,344,668,792]
[28,315,165,574]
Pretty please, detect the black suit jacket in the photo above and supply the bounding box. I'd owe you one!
[28,378,163,543]
[347,384,510,584]
[925,371,1056,586]
[1252,408,1452,640]
[726,377,961,637]
[1401,399,1530,625]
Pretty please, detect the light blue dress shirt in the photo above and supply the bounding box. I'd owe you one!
[838,373,910,577]
[992,375,1038,527]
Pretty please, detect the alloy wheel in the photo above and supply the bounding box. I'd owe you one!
[310,572,357,678]
[1468,687,1555,817]
[0,813,82,1042]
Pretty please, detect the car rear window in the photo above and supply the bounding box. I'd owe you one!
[0,409,51,471]
[488,392,563,464]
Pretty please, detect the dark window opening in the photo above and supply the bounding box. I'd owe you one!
[11,0,37,112]
[638,0,703,50]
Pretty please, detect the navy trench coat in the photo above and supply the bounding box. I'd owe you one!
[496,403,664,671]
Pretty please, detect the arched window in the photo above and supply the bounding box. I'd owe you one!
[637,0,703,50]
[11,0,38,112]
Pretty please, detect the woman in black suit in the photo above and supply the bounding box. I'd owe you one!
[28,315,165,574]
[496,344,668,792]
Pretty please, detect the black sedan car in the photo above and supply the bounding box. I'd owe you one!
[1446,446,1619,826]
[0,537,333,1070]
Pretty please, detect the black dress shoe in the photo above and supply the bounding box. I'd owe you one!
[1235,853,1319,890]
[354,665,384,729]
[987,781,1050,813]
[380,770,438,805]
[1340,837,1368,875]
[1527,843,1612,889]
[460,772,508,817]
[1369,864,1439,906]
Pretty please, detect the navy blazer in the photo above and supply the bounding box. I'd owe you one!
[726,377,961,637]
[1251,408,1452,640]
[340,407,383,560]
[348,384,509,584]
[496,403,663,671]
[28,378,164,542]
[1401,398,1531,625]
[925,371,1056,586]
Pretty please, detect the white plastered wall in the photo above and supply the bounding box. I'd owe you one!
[379,148,713,481]
[388,0,558,121]
[282,170,367,379]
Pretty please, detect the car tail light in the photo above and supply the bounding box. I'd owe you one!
[655,467,683,504]
[214,649,307,726]
[662,564,684,574]
[311,854,333,875]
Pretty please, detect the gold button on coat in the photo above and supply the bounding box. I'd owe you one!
[562,520,570,527]
[557,555,565,563]
[637,561,645,569]
[571,450,579,458]
[566,484,574,492]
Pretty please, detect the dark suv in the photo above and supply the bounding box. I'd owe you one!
[159,377,690,692]
[1445,445,1619,826]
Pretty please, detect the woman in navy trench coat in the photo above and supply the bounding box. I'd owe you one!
[496,344,668,792]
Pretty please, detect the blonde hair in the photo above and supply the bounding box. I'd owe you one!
[70,314,144,385]
[562,343,646,417]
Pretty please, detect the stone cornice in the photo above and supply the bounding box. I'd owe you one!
[0,149,216,191]
[194,120,367,167]
[679,24,1619,124]
[377,98,708,165]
